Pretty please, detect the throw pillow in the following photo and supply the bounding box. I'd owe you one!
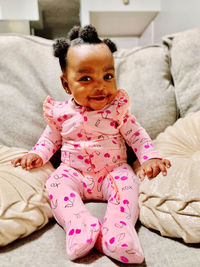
[138,111,200,243]
[0,145,54,246]
[163,27,200,117]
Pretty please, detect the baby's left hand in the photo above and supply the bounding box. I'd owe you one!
[139,158,171,181]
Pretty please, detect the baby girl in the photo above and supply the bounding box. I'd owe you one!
[12,25,170,264]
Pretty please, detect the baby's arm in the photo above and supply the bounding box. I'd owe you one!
[119,112,171,179]
[12,124,62,170]
[29,124,62,165]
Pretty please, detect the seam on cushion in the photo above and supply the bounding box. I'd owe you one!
[114,45,163,59]
[0,34,52,47]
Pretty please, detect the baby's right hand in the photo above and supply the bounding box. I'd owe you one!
[11,153,43,170]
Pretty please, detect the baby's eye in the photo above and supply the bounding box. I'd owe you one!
[104,73,114,80]
[80,76,91,81]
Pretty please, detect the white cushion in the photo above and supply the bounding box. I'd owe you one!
[138,111,200,243]
[0,145,54,246]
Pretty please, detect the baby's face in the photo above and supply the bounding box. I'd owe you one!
[62,43,117,110]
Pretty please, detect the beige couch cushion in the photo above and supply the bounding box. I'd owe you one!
[163,27,200,117]
[114,45,177,139]
[0,35,67,150]
[0,145,54,246]
[138,111,200,243]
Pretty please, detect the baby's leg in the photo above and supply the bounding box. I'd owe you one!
[45,164,100,260]
[96,163,144,264]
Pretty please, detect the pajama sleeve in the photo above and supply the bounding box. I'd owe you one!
[117,90,161,164]
[29,96,62,165]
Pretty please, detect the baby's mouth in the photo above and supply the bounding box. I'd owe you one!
[89,95,107,101]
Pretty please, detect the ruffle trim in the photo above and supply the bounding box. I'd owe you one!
[43,96,62,131]
[116,89,130,127]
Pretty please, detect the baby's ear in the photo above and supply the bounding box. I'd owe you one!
[60,75,71,94]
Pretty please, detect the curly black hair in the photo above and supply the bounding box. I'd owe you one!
[53,24,117,71]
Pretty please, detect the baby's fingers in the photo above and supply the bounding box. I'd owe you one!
[35,158,43,167]
[152,165,160,177]
[20,155,29,169]
[26,156,35,170]
[26,155,38,170]
[162,158,171,168]
[11,157,22,167]
[159,163,168,176]
[145,166,153,179]
[28,156,42,169]
[139,169,146,181]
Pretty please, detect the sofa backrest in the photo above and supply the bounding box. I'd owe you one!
[114,45,177,139]
[0,34,66,150]
[0,33,178,151]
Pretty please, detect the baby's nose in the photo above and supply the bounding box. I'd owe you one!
[94,88,106,95]
[94,80,105,91]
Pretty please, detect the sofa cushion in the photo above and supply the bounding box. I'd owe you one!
[0,34,67,151]
[114,45,177,139]
[163,28,200,117]
[138,111,200,243]
[0,145,54,246]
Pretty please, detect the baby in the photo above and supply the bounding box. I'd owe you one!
[12,25,170,264]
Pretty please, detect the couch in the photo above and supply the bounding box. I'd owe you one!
[0,28,200,266]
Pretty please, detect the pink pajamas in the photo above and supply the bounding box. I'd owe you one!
[30,89,160,263]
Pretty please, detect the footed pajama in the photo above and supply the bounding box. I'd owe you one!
[46,163,143,263]
[30,89,160,263]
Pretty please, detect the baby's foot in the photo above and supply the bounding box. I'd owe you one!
[66,214,101,260]
[96,218,144,264]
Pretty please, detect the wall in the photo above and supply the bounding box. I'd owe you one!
[139,22,154,46]
[110,37,139,49]
[35,0,80,39]
[80,0,160,48]
[0,21,31,34]
[147,0,200,44]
